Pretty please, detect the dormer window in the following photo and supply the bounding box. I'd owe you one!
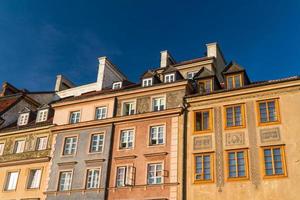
[226,74,242,89]
[18,113,29,126]
[142,78,153,87]
[199,79,213,93]
[164,74,175,83]
[187,71,197,79]
[36,109,49,123]
[112,82,122,90]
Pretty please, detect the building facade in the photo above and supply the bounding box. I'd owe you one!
[0,83,54,200]
[185,62,300,200]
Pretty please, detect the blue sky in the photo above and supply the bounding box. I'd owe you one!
[0,0,300,91]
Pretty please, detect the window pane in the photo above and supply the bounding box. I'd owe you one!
[226,107,234,127]
[259,103,268,123]
[234,75,241,88]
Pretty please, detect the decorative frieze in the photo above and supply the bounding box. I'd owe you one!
[225,132,245,146]
[260,127,281,143]
[193,135,212,150]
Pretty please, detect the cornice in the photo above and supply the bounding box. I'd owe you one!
[0,156,50,167]
[0,125,53,137]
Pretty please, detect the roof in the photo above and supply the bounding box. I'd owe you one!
[0,94,22,114]
[141,70,156,78]
[223,61,245,74]
[194,68,215,79]
[162,65,179,74]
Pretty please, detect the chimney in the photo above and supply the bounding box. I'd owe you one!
[206,42,219,58]
[160,50,175,68]
[54,75,75,92]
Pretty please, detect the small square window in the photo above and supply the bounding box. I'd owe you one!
[187,71,197,79]
[90,133,104,153]
[164,74,175,83]
[149,125,165,145]
[122,102,135,116]
[142,78,153,87]
[36,137,48,151]
[119,129,134,149]
[0,143,5,155]
[226,149,249,180]
[36,109,48,123]
[112,82,122,90]
[262,145,287,178]
[225,104,245,129]
[257,99,280,125]
[226,74,242,89]
[69,111,80,124]
[95,107,107,120]
[86,168,101,189]
[194,109,212,133]
[63,137,77,155]
[13,140,25,154]
[198,79,213,93]
[18,113,29,126]
[152,97,165,111]
[194,153,213,183]
[147,163,163,185]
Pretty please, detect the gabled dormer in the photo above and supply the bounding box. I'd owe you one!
[18,107,31,126]
[194,68,220,94]
[162,66,183,83]
[36,104,51,123]
[112,81,122,90]
[141,70,161,87]
[222,61,250,89]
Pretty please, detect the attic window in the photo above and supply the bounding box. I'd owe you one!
[187,71,197,79]
[164,74,175,83]
[18,113,29,126]
[36,109,49,123]
[142,78,153,87]
[112,82,122,90]
[227,74,242,89]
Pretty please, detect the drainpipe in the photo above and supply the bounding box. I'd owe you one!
[182,97,188,200]
[104,96,118,200]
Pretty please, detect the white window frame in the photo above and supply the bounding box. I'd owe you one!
[58,170,73,191]
[13,139,25,154]
[119,129,134,149]
[149,125,165,145]
[27,168,42,189]
[18,113,29,126]
[36,109,49,123]
[86,168,101,189]
[95,106,107,120]
[164,73,175,83]
[112,82,122,90]
[69,111,80,124]
[116,165,135,187]
[63,136,77,156]
[0,142,5,155]
[5,171,19,191]
[122,101,136,116]
[36,136,48,151]
[187,71,197,79]
[152,97,166,111]
[147,163,163,185]
[142,78,153,87]
[90,133,104,153]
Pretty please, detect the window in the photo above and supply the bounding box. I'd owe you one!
[194,153,213,183]
[13,140,25,154]
[58,171,73,191]
[262,146,287,177]
[36,109,48,123]
[227,150,248,180]
[27,169,42,189]
[257,99,280,125]
[187,71,197,79]
[149,125,164,145]
[116,166,135,187]
[112,82,122,90]
[36,137,48,151]
[90,133,104,153]
[86,168,101,189]
[199,79,213,93]
[0,143,4,155]
[142,78,153,87]
[95,107,107,120]
[227,74,242,89]
[123,101,135,116]
[225,104,245,129]
[194,109,212,133]
[18,113,29,126]
[147,163,163,185]
[119,129,134,149]
[69,111,80,124]
[152,97,166,111]
[4,171,19,191]
[63,137,77,155]
[164,74,175,83]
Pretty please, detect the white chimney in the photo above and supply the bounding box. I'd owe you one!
[160,50,175,68]
[206,42,219,58]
